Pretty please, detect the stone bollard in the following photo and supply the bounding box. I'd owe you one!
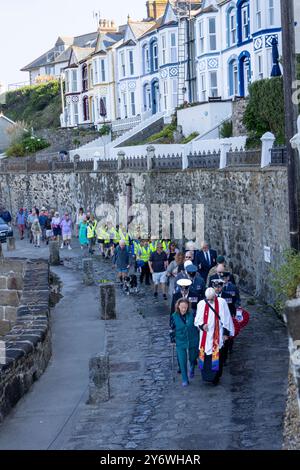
[82,258,94,286]
[87,353,110,404]
[99,282,116,320]
[285,298,300,343]
[7,237,16,251]
[49,241,60,266]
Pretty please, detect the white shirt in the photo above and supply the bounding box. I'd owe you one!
[194,297,235,355]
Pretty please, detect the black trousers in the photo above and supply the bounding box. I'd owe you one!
[140,263,151,284]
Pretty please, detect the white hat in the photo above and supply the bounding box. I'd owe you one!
[177,279,192,287]
[184,260,193,269]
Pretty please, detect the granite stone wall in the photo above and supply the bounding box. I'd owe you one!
[0,259,51,422]
[0,166,290,301]
[232,98,248,137]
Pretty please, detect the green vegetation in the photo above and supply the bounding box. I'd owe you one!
[271,249,300,315]
[243,77,285,148]
[220,120,233,139]
[181,132,199,144]
[5,130,49,157]
[145,122,177,144]
[99,124,111,136]
[1,80,61,130]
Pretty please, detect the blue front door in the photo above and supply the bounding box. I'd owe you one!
[151,81,159,115]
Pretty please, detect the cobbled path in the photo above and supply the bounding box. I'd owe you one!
[64,256,289,450]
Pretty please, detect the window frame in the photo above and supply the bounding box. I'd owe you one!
[208,17,217,52]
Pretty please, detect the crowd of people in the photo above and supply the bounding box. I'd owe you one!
[0,204,249,388]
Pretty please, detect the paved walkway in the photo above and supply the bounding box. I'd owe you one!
[0,237,290,449]
[0,240,105,450]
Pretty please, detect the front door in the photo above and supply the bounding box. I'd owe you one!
[151,80,160,115]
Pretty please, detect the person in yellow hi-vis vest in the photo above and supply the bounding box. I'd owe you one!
[138,240,151,285]
[149,237,158,253]
[118,223,130,246]
[96,222,110,258]
[87,215,97,254]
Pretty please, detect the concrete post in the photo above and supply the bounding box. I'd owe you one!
[0,243,3,259]
[117,150,125,171]
[261,132,275,168]
[220,142,231,170]
[7,237,16,251]
[146,145,155,171]
[99,282,116,320]
[93,151,100,171]
[82,258,94,286]
[87,353,110,404]
[182,145,188,170]
[49,241,60,266]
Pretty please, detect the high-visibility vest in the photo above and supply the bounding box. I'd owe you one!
[111,227,120,244]
[150,241,157,252]
[140,246,151,262]
[87,221,97,239]
[160,240,168,252]
[119,229,130,246]
[97,225,109,242]
[132,240,140,256]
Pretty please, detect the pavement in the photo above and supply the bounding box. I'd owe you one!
[0,236,290,450]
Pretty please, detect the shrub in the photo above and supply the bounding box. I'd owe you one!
[99,124,111,136]
[271,249,300,314]
[146,123,177,143]
[220,120,233,138]
[181,132,199,144]
[5,133,49,157]
[243,77,285,146]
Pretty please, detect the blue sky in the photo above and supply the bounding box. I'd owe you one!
[0,0,146,87]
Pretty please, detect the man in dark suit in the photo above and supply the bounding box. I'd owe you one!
[196,241,217,283]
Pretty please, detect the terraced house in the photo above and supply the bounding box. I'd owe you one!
[22,0,283,133]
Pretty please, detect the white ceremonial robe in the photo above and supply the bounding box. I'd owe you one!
[194,298,235,355]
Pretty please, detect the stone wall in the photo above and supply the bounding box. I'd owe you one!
[0,166,290,302]
[232,98,248,137]
[0,259,24,337]
[0,259,51,422]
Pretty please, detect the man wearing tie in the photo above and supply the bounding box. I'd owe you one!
[196,241,217,283]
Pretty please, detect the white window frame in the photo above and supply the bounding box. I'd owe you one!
[200,72,206,101]
[129,50,134,76]
[122,92,128,118]
[256,53,263,80]
[268,0,275,26]
[65,71,70,93]
[130,91,136,116]
[153,43,158,71]
[162,35,167,65]
[71,70,77,92]
[209,71,218,97]
[199,20,204,54]
[172,79,178,109]
[229,9,237,46]
[120,52,126,78]
[100,59,106,82]
[241,3,250,41]
[256,0,262,30]
[208,18,217,52]
[143,45,150,74]
[93,60,98,84]
[163,80,168,111]
[73,102,79,125]
[170,32,177,63]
